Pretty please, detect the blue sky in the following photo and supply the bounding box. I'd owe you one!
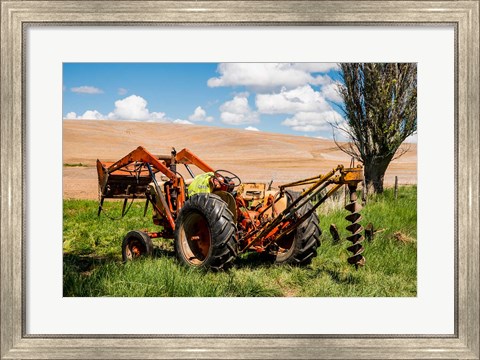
[63,63,348,138]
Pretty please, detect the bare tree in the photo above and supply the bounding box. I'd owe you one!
[335,63,417,193]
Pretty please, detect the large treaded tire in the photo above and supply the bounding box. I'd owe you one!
[174,193,238,271]
[273,191,321,266]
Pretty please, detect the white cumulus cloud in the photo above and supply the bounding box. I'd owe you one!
[65,112,77,119]
[256,85,331,114]
[219,93,259,125]
[208,63,335,91]
[65,110,105,120]
[245,126,260,131]
[188,106,214,122]
[282,111,343,132]
[291,63,339,73]
[321,82,343,103]
[106,95,166,121]
[71,86,103,94]
[404,133,418,143]
[173,119,194,125]
[65,95,167,122]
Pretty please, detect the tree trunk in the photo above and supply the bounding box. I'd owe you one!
[363,157,391,194]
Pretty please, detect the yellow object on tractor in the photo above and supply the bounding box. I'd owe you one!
[97,146,365,270]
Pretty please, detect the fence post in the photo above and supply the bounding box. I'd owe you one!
[362,177,367,205]
[330,224,341,243]
[346,157,355,207]
[394,176,398,200]
[344,184,348,207]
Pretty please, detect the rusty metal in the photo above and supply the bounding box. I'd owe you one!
[124,239,145,259]
[238,165,363,265]
[146,230,174,239]
[344,184,366,268]
[99,146,367,269]
[258,183,343,252]
[339,166,363,184]
[279,166,340,190]
[96,146,190,228]
[177,212,211,265]
[175,148,215,173]
[107,146,176,179]
[145,163,176,230]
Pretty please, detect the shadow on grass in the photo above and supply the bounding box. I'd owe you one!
[63,253,118,297]
[64,243,176,273]
[152,246,175,259]
[233,252,276,269]
[63,253,117,275]
[323,268,359,285]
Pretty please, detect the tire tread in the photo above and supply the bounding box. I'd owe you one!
[174,193,238,271]
[275,191,321,266]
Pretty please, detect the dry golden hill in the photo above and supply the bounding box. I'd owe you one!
[63,120,417,199]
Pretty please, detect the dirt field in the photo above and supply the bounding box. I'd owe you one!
[63,120,417,199]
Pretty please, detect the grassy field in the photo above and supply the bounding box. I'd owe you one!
[63,186,417,297]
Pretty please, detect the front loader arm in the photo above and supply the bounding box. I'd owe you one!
[96,146,186,230]
[97,146,184,198]
[175,148,215,173]
[106,146,177,180]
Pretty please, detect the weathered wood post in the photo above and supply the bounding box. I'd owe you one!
[394,176,398,200]
[330,224,340,244]
[362,177,367,205]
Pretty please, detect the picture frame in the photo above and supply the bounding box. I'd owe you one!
[1,1,478,358]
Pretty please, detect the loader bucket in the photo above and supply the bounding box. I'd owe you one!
[97,159,157,199]
[96,146,174,200]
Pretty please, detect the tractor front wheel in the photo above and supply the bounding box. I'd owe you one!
[272,191,321,266]
[122,230,153,261]
[174,193,238,271]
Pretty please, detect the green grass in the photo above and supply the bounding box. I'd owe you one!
[63,186,417,297]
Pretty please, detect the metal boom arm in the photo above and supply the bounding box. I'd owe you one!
[239,165,366,268]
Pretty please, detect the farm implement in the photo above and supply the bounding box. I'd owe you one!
[97,146,366,270]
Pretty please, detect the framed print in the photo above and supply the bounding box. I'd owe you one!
[1,1,479,359]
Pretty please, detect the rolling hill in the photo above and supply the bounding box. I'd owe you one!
[63,120,416,199]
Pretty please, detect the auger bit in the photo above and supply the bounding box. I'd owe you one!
[326,166,365,269]
[343,180,366,269]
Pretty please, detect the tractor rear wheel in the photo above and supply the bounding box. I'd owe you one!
[174,193,238,271]
[272,191,321,265]
[122,230,153,261]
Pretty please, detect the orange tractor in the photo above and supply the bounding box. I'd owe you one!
[97,146,365,270]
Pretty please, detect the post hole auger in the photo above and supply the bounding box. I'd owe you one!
[97,145,366,270]
[235,164,366,268]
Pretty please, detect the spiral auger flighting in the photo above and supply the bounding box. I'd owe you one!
[345,184,365,268]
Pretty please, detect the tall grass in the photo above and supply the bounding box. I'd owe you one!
[63,186,416,297]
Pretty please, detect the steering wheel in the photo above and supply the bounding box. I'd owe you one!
[214,169,242,189]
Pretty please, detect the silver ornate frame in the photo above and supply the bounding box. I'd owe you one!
[1,1,479,359]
